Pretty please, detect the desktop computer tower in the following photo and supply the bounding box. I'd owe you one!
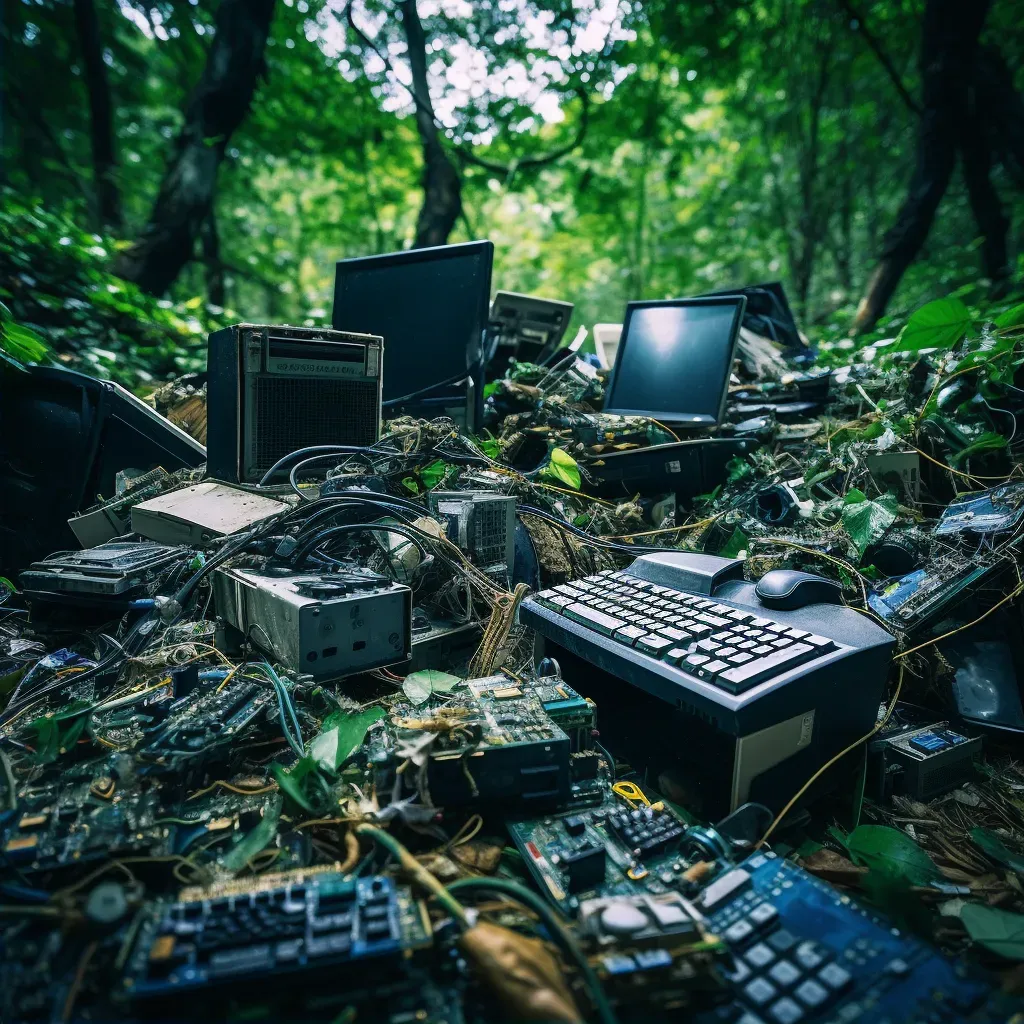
[207,324,383,483]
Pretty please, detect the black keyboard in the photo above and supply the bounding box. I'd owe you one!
[531,571,841,695]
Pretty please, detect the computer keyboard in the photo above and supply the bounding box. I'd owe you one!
[534,572,840,695]
[521,553,895,815]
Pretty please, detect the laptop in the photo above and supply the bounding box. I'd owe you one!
[587,296,751,500]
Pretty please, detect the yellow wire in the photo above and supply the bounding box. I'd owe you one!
[612,781,651,807]
[893,582,1024,660]
[602,514,723,540]
[903,440,1016,484]
[756,663,905,849]
[185,780,278,802]
[649,419,682,442]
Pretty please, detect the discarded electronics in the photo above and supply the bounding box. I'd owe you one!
[213,565,411,679]
[131,481,290,546]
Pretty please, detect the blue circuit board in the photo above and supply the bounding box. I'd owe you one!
[695,852,1007,1024]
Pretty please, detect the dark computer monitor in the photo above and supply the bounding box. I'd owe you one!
[603,296,746,426]
[489,291,574,364]
[332,241,494,429]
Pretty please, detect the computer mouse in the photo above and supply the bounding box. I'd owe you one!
[755,569,843,610]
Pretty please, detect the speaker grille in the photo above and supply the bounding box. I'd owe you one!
[252,376,379,474]
[472,502,511,566]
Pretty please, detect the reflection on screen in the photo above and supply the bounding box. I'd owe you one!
[605,302,740,422]
[334,251,490,402]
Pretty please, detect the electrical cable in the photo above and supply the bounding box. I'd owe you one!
[445,877,618,1024]
[257,445,382,486]
[288,451,381,501]
[290,522,431,568]
[756,663,905,849]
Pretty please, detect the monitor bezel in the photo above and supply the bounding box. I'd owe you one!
[603,295,746,425]
[332,240,494,416]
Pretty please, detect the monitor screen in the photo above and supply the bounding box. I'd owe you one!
[603,297,745,425]
[332,241,493,415]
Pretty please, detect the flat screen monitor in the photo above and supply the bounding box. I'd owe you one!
[332,241,493,428]
[603,296,746,426]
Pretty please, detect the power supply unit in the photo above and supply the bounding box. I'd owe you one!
[213,566,411,680]
[868,716,981,801]
[207,324,384,484]
[428,491,515,575]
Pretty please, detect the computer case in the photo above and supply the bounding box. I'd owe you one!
[207,324,383,483]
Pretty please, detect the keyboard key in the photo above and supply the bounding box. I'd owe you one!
[744,977,777,1007]
[745,943,776,969]
[728,651,754,665]
[817,963,852,992]
[709,603,735,615]
[695,612,730,628]
[803,633,836,651]
[715,643,817,691]
[793,942,824,971]
[749,617,773,627]
[716,646,739,660]
[727,610,755,624]
[769,960,801,987]
[785,628,810,640]
[683,654,710,671]
[613,625,647,645]
[538,594,574,610]
[636,634,675,655]
[768,997,804,1023]
[737,640,758,650]
[752,644,774,655]
[762,621,788,634]
[771,637,794,648]
[794,980,829,1010]
[684,623,712,639]
[696,659,729,680]
[665,647,688,665]
[553,584,583,599]
[656,627,690,643]
[564,604,627,635]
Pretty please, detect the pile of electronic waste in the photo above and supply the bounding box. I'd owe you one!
[3,298,1024,1024]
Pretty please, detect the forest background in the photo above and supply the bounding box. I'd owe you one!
[1,0,1023,389]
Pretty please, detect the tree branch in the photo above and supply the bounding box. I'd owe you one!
[837,0,921,116]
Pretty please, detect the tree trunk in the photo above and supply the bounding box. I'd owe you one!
[201,210,226,308]
[852,0,991,333]
[398,0,462,248]
[116,0,276,295]
[72,0,122,230]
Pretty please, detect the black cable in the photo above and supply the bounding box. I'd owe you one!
[290,523,432,567]
[288,452,380,501]
[257,445,380,486]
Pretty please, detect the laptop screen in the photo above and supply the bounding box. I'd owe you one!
[603,296,745,425]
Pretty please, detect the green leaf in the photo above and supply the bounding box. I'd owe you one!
[1,322,49,363]
[400,670,463,705]
[970,827,1024,875]
[949,432,1007,467]
[994,303,1024,330]
[476,438,501,459]
[483,381,500,399]
[538,448,582,490]
[726,456,753,485]
[220,794,282,872]
[720,526,749,558]
[844,488,867,505]
[843,825,937,886]
[892,298,971,354]
[0,301,11,323]
[960,904,1024,960]
[419,460,448,489]
[400,476,421,495]
[841,492,898,555]
[310,707,385,772]
[271,757,318,813]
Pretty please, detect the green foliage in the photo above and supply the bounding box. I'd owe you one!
[970,827,1024,875]
[841,491,899,556]
[0,301,48,363]
[402,669,463,706]
[220,794,282,872]
[539,448,582,490]
[309,707,386,772]
[841,825,938,886]
[271,757,319,814]
[720,526,749,558]
[28,700,92,763]
[892,298,972,354]
[959,904,1024,960]
[0,191,223,388]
